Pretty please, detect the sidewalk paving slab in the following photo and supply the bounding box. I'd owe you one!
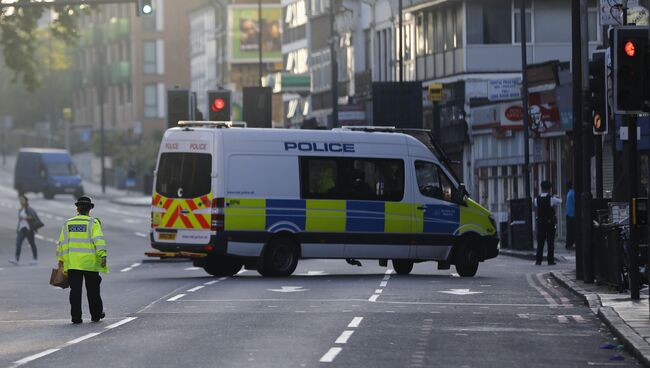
[552,269,650,367]
[499,243,574,263]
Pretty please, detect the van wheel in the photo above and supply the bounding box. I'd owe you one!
[258,236,299,277]
[454,240,479,277]
[392,260,414,275]
[43,190,54,200]
[203,255,242,277]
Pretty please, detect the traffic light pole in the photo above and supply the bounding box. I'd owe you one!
[580,0,594,283]
[258,0,263,86]
[520,0,533,254]
[571,0,584,279]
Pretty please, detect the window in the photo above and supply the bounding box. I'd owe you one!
[155,153,212,198]
[143,41,157,74]
[415,161,457,202]
[467,0,512,44]
[513,0,532,43]
[300,157,405,201]
[144,84,158,118]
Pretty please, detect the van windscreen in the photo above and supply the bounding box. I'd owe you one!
[47,163,76,176]
[156,153,211,198]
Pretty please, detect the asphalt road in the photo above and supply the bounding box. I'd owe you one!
[0,176,640,367]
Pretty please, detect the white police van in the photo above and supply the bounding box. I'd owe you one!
[147,121,498,277]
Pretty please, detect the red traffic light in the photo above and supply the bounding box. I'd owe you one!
[625,41,636,57]
[211,98,225,112]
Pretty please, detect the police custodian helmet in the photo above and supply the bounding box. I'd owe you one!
[75,196,95,209]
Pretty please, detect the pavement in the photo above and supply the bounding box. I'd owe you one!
[501,244,650,368]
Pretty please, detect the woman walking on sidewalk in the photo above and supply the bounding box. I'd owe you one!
[9,196,43,265]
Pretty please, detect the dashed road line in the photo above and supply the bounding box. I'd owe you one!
[184,267,201,271]
[320,347,343,363]
[205,280,218,285]
[335,330,354,344]
[369,269,393,302]
[348,317,363,328]
[369,294,379,302]
[187,286,205,292]
[167,294,186,302]
[134,232,147,238]
[120,263,142,273]
[10,317,137,368]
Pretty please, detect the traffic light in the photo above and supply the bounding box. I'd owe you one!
[136,0,153,16]
[167,89,190,128]
[243,87,272,128]
[590,51,607,135]
[613,26,648,114]
[207,90,231,121]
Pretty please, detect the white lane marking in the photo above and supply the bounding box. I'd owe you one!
[12,348,60,366]
[218,277,228,281]
[320,347,342,363]
[348,317,363,328]
[267,286,308,293]
[46,238,57,243]
[526,273,558,307]
[557,315,569,323]
[184,267,201,271]
[380,281,388,287]
[335,330,354,344]
[66,332,101,345]
[369,294,379,302]
[375,289,383,294]
[124,219,140,224]
[35,234,45,240]
[537,273,572,306]
[205,280,218,285]
[438,289,483,296]
[383,275,390,281]
[451,273,460,277]
[236,269,247,275]
[385,269,393,275]
[187,286,205,292]
[134,232,147,238]
[105,317,138,330]
[167,294,186,302]
[120,267,133,273]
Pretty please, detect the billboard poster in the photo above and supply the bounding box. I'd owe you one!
[229,5,282,63]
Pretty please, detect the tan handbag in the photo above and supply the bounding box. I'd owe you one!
[49,266,69,289]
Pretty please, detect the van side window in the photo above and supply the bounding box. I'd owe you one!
[415,161,457,202]
[300,157,404,201]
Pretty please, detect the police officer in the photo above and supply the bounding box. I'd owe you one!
[534,181,562,266]
[56,196,108,324]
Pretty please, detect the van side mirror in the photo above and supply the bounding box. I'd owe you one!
[455,183,468,205]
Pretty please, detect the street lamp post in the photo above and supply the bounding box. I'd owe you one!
[330,0,339,128]
[520,0,533,252]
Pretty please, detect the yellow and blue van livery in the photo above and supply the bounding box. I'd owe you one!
[148,122,498,277]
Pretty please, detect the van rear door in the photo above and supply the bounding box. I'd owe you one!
[152,146,213,245]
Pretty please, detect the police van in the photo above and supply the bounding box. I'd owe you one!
[146,121,499,277]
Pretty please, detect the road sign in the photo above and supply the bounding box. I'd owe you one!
[488,78,521,101]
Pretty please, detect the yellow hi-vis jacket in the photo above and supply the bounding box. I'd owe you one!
[56,215,108,273]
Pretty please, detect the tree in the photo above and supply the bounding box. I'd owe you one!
[0,2,90,91]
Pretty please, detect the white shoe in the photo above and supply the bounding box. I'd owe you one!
[8,259,18,265]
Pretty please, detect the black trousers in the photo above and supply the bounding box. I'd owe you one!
[566,216,575,248]
[68,269,103,321]
[15,228,37,261]
[536,221,556,264]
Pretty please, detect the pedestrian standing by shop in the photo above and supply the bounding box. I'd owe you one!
[534,181,562,265]
[565,181,575,250]
[56,196,108,324]
[9,195,43,265]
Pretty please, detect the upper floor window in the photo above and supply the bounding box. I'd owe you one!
[143,41,157,74]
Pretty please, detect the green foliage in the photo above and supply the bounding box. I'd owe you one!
[92,131,162,174]
[0,3,90,91]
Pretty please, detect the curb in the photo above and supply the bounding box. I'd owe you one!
[550,271,650,367]
[499,249,569,263]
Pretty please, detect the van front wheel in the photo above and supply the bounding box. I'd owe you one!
[392,260,414,275]
[203,255,242,277]
[258,236,299,277]
[454,241,479,277]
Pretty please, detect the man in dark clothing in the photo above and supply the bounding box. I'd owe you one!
[534,181,562,265]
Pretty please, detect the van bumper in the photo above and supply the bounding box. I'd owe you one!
[150,232,229,255]
[482,235,500,261]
